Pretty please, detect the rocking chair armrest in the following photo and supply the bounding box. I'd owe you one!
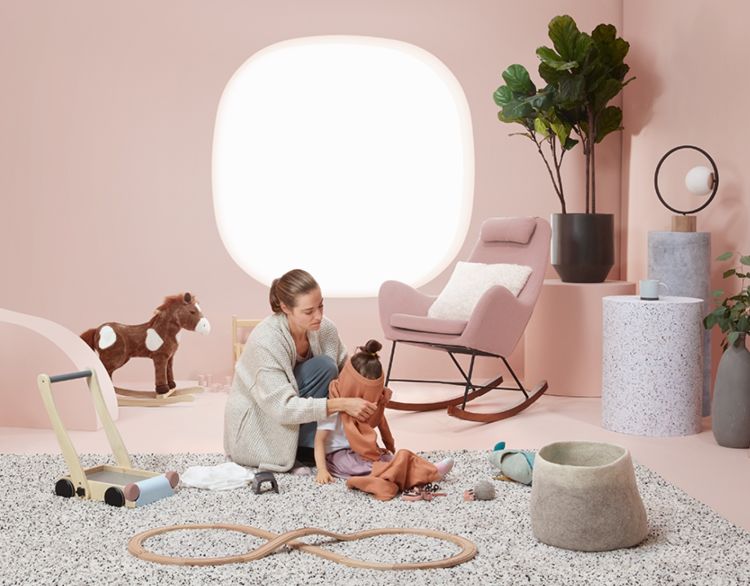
[462,285,533,355]
[378,280,435,319]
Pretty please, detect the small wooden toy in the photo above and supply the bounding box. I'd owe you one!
[37,368,179,507]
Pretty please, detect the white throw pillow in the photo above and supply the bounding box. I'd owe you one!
[427,261,533,321]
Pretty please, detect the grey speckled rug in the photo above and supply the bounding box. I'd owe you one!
[1,451,748,586]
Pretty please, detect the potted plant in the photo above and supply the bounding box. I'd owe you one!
[494,14,634,282]
[703,252,750,448]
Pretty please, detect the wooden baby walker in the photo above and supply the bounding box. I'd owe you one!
[37,369,178,508]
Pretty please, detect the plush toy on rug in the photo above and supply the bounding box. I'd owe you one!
[487,441,535,485]
[463,480,496,501]
[81,292,210,394]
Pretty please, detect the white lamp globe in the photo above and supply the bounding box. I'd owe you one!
[685,166,714,195]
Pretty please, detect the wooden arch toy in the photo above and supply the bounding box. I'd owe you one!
[0,307,118,430]
[128,523,477,570]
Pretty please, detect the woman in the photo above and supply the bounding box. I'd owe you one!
[224,269,376,472]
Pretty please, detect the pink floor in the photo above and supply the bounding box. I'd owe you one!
[1,384,748,532]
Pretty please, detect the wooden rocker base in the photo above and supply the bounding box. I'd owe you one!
[386,375,502,412]
[447,379,548,423]
[128,523,477,570]
[115,386,202,408]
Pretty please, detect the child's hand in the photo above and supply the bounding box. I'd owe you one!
[316,470,334,484]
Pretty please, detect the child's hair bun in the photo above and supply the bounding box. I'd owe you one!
[364,339,382,355]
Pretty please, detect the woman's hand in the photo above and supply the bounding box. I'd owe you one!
[316,469,333,484]
[326,397,377,420]
[343,397,377,421]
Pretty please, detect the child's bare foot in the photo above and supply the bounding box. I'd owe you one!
[435,457,454,480]
[291,463,312,476]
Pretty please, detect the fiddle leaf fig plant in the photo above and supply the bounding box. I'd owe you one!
[494,14,634,214]
[537,16,634,214]
[703,252,750,350]
[493,65,577,214]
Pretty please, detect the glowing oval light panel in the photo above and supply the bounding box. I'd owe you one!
[213,36,473,297]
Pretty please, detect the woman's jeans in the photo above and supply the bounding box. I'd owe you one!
[294,355,338,449]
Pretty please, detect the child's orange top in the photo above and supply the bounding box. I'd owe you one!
[327,359,396,461]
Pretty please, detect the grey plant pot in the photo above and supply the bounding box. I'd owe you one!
[530,441,648,552]
[712,339,750,448]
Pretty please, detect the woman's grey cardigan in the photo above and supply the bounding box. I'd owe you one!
[224,312,347,471]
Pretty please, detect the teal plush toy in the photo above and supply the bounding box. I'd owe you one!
[487,441,535,485]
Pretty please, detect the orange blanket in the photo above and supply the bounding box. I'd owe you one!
[328,360,395,461]
[347,449,439,500]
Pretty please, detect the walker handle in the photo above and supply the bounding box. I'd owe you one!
[49,370,93,384]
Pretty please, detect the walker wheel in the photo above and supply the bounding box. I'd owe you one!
[54,478,75,498]
[104,487,126,507]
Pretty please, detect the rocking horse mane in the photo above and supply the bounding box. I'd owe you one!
[155,293,189,312]
[148,293,194,327]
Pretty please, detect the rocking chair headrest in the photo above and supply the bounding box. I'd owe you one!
[480,217,537,244]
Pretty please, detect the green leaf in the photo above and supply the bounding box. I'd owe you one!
[741,255,750,266]
[728,331,741,347]
[562,137,579,150]
[538,62,566,84]
[534,117,549,138]
[592,78,624,112]
[536,47,578,71]
[557,75,586,107]
[547,15,592,62]
[549,120,569,143]
[595,106,622,143]
[723,269,737,279]
[713,289,725,297]
[716,252,733,261]
[528,90,553,111]
[704,314,716,329]
[502,64,536,95]
[591,24,630,71]
[493,85,514,107]
[499,100,533,121]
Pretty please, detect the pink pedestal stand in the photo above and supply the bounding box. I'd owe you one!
[524,280,635,397]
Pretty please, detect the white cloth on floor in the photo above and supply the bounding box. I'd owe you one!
[181,462,255,490]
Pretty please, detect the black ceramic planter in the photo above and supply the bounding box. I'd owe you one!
[551,213,614,283]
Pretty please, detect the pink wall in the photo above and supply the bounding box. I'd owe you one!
[622,0,750,382]
[0,1,622,427]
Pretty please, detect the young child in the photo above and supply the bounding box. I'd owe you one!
[314,339,453,484]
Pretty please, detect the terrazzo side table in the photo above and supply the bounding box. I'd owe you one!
[525,280,635,397]
[601,296,703,436]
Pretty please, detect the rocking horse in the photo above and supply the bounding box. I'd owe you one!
[80,292,211,407]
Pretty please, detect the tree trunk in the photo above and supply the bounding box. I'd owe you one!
[591,112,597,214]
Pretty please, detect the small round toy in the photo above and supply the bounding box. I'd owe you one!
[463,480,496,501]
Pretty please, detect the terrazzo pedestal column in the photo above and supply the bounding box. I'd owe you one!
[648,231,711,415]
[602,296,703,436]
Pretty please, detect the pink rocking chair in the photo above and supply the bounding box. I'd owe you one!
[378,217,550,423]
